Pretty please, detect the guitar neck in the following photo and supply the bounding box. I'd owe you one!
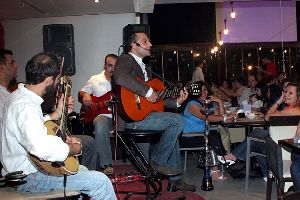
[59,76,71,140]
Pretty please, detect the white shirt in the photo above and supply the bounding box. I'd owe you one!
[0,83,69,175]
[0,85,10,123]
[237,86,251,106]
[192,67,205,82]
[80,70,112,118]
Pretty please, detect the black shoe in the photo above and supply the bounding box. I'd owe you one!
[150,161,182,177]
[168,179,196,192]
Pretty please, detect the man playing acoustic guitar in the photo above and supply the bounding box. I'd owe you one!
[0,52,116,199]
[79,54,117,175]
[112,29,195,192]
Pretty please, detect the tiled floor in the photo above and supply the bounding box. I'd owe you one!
[182,154,269,200]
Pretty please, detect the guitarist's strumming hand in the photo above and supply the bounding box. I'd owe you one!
[66,135,82,156]
[147,91,159,103]
[177,87,188,106]
[82,92,92,107]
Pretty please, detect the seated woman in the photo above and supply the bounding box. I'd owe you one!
[221,82,300,180]
[182,81,236,181]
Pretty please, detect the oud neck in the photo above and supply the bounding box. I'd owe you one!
[60,77,71,132]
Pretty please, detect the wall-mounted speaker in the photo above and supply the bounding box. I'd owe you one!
[123,24,150,53]
[43,24,76,76]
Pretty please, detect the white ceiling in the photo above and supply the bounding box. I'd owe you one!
[0,0,253,21]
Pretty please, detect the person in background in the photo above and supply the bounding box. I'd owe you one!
[219,76,250,106]
[78,54,118,175]
[113,31,195,192]
[0,52,116,199]
[248,75,262,99]
[0,48,17,121]
[260,56,277,81]
[182,81,236,180]
[220,82,300,181]
[219,79,232,103]
[291,120,300,191]
[192,60,205,83]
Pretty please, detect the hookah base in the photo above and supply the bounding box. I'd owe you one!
[201,177,214,191]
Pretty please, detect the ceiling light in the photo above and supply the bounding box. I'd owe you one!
[224,19,229,35]
[218,31,223,45]
[230,2,236,19]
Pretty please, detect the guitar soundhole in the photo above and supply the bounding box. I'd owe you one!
[51,162,64,168]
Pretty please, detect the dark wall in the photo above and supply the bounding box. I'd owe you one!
[148,3,215,45]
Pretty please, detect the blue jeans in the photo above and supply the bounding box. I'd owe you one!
[76,135,97,170]
[125,112,183,181]
[232,128,269,176]
[291,153,300,191]
[17,165,116,200]
[94,115,113,168]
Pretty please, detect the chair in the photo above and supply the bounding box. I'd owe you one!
[179,132,205,171]
[245,134,266,191]
[245,116,299,192]
[265,136,293,200]
[266,125,298,200]
[282,191,300,200]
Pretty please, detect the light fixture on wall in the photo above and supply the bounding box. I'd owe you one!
[223,19,229,35]
[230,2,236,19]
[219,31,223,45]
[95,0,99,2]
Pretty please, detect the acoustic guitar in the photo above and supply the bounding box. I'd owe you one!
[79,91,111,124]
[117,78,201,122]
[30,76,79,176]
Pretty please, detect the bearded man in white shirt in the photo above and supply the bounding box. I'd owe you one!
[0,52,116,199]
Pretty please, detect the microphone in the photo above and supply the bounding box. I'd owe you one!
[134,42,150,51]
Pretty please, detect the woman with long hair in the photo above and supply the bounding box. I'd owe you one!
[182,81,236,181]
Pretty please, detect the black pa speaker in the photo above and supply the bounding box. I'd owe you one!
[123,24,150,53]
[43,24,76,76]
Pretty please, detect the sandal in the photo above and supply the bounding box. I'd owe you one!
[210,170,227,181]
[217,155,235,166]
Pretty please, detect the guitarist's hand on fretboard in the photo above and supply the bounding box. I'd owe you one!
[177,88,189,106]
[147,91,159,103]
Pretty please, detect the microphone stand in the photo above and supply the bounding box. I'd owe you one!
[201,99,214,191]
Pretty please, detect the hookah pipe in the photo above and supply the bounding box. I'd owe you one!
[201,99,214,191]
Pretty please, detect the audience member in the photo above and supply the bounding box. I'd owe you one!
[220,82,300,181]
[182,81,236,180]
[219,76,249,106]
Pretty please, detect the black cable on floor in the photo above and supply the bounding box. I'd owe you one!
[64,173,67,200]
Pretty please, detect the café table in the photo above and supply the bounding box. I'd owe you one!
[222,112,268,135]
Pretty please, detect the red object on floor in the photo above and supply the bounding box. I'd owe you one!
[112,164,204,200]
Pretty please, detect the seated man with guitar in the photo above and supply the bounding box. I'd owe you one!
[112,30,195,192]
[78,54,118,175]
[0,52,116,199]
